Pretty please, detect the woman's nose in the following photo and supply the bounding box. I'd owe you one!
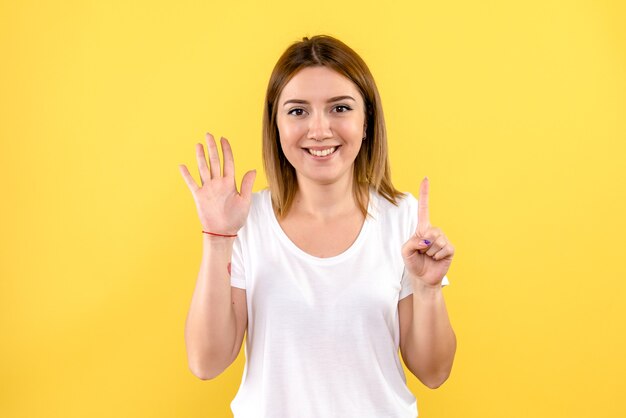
[307,111,333,141]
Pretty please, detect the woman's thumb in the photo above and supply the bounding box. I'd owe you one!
[240,169,257,201]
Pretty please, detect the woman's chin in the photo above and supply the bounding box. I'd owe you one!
[295,170,354,187]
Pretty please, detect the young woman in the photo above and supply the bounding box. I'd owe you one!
[180,35,456,418]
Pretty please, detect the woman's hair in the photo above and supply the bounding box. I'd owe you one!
[262,34,404,219]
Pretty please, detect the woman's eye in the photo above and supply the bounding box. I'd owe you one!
[334,105,352,113]
[287,108,305,116]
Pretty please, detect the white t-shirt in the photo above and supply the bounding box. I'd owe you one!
[229,187,449,418]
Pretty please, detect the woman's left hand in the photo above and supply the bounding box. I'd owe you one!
[401,177,455,287]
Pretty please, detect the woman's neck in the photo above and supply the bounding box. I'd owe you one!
[291,173,360,221]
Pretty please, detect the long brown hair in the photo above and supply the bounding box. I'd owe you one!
[262,34,404,219]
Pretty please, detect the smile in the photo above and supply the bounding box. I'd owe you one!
[305,146,339,157]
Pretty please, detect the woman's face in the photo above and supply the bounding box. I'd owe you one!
[276,66,367,187]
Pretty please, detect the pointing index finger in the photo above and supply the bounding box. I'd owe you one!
[417,176,430,234]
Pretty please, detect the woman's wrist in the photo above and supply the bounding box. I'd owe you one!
[202,230,237,237]
[201,232,237,247]
[412,278,443,298]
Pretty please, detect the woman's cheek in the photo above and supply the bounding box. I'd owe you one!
[278,122,302,143]
[337,118,362,138]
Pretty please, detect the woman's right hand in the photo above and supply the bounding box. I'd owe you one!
[179,133,256,235]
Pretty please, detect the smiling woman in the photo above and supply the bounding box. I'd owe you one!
[179,34,456,418]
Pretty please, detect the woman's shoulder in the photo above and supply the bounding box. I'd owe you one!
[236,189,272,239]
[246,188,271,217]
[250,187,270,204]
[370,188,416,215]
[369,189,418,240]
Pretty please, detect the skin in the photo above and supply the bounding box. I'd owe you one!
[399,177,457,388]
[401,177,455,285]
[179,133,255,379]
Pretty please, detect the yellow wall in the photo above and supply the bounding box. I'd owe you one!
[1,1,625,417]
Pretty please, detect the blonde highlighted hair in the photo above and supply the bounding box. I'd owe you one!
[262,34,404,219]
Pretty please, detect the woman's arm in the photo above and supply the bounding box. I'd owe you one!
[399,279,456,389]
[179,134,256,380]
[184,235,239,380]
[400,177,456,388]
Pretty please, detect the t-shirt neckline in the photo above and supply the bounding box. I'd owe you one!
[265,188,375,265]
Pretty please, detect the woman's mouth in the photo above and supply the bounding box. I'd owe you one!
[304,146,340,158]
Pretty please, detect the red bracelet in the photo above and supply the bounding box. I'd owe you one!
[202,230,237,237]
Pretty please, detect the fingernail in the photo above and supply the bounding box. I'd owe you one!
[421,239,431,245]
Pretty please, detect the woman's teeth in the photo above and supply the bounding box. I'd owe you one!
[308,147,337,157]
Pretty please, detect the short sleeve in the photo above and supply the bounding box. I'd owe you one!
[399,271,450,300]
[230,235,246,289]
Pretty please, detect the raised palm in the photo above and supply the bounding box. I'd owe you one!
[179,133,256,235]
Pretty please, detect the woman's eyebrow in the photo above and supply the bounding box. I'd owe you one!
[282,95,356,106]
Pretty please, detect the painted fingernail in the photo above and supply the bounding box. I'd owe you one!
[422,240,431,245]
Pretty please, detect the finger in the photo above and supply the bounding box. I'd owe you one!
[221,136,235,178]
[401,236,423,259]
[195,143,210,185]
[178,164,199,192]
[414,227,442,254]
[417,176,431,235]
[240,169,257,201]
[433,244,454,261]
[403,230,436,257]
[426,236,447,257]
[205,132,221,179]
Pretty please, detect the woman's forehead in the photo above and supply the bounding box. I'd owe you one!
[278,66,361,104]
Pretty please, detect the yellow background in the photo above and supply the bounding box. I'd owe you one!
[1,0,625,417]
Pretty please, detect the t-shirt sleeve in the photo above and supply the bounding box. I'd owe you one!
[400,271,450,300]
[399,193,450,300]
[230,235,246,289]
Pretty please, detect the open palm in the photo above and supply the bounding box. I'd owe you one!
[179,133,256,235]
